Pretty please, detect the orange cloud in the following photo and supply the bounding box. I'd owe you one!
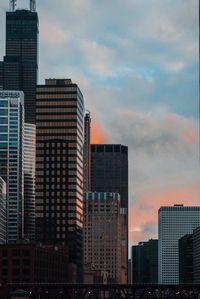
[129,182,200,245]
[91,118,108,144]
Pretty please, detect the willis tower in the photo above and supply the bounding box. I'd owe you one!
[0,0,38,123]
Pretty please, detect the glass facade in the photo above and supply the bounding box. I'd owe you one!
[158,205,200,284]
[1,9,38,124]
[24,123,36,240]
[0,177,6,244]
[0,91,24,242]
[36,79,85,282]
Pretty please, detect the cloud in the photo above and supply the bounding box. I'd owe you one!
[107,110,199,244]
[90,117,108,144]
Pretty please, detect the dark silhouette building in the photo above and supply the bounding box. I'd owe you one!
[91,144,128,282]
[0,1,38,124]
[36,79,85,282]
[194,227,200,283]
[179,234,193,283]
[132,239,158,283]
[83,112,91,192]
[0,243,69,285]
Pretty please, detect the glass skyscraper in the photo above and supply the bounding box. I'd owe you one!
[36,79,85,281]
[24,123,36,240]
[0,90,24,242]
[0,177,6,244]
[158,205,200,284]
[0,3,39,124]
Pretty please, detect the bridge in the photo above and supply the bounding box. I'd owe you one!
[1,283,200,299]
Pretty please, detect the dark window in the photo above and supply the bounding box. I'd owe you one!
[12,249,20,256]
[97,145,104,152]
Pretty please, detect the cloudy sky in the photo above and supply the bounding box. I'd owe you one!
[0,0,199,247]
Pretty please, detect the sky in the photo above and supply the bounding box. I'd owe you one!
[0,0,199,247]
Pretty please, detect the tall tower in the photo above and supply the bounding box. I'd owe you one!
[83,112,91,192]
[1,0,39,124]
[36,79,85,282]
[0,91,24,242]
[91,144,128,282]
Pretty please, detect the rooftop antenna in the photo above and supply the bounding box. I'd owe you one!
[30,0,36,12]
[10,0,17,11]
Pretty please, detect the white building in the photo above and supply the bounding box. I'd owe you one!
[158,205,200,284]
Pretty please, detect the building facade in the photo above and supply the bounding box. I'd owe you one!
[0,177,6,244]
[131,239,158,283]
[0,1,38,124]
[179,234,193,283]
[158,205,200,284]
[0,243,69,285]
[24,123,36,241]
[193,227,200,283]
[36,79,85,281]
[84,192,125,283]
[91,144,128,281]
[83,112,91,192]
[0,91,24,242]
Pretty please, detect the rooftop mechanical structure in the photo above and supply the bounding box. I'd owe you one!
[10,0,36,12]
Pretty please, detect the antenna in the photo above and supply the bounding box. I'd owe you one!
[10,0,17,11]
[30,0,36,12]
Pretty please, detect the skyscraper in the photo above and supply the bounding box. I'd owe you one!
[0,177,6,244]
[36,79,85,281]
[131,239,158,283]
[84,192,125,283]
[24,123,36,240]
[179,234,193,283]
[158,205,200,284]
[0,91,24,242]
[91,144,128,281]
[83,112,91,192]
[193,227,200,283]
[1,0,38,124]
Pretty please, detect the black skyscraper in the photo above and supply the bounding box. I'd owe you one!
[132,239,158,283]
[91,144,128,208]
[1,1,38,123]
[179,234,193,283]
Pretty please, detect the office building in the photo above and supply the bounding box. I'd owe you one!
[83,112,91,192]
[91,144,128,281]
[1,0,38,124]
[0,91,24,242]
[84,192,125,283]
[131,239,158,283]
[0,177,6,244]
[158,205,200,284]
[179,234,193,283]
[24,123,36,240]
[194,227,200,283]
[36,79,85,282]
[0,243,69,285]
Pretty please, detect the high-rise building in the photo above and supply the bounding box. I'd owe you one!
[36,79,85,282]
[83,112,91,192]
[0,177,6,244]
[1,0,38,124]
[0,91,24,242]
[24,123,36,240]
[84,192,125,283]
[179,234,193,283]
[193,227,200,283]
[91,144,128,281]
[131,239,158,283]
[158,205,200,284]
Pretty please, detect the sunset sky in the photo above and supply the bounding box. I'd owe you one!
[0,0,199,247]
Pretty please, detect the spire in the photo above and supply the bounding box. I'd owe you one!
[30,0,36,12]
[10,0,17,11]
